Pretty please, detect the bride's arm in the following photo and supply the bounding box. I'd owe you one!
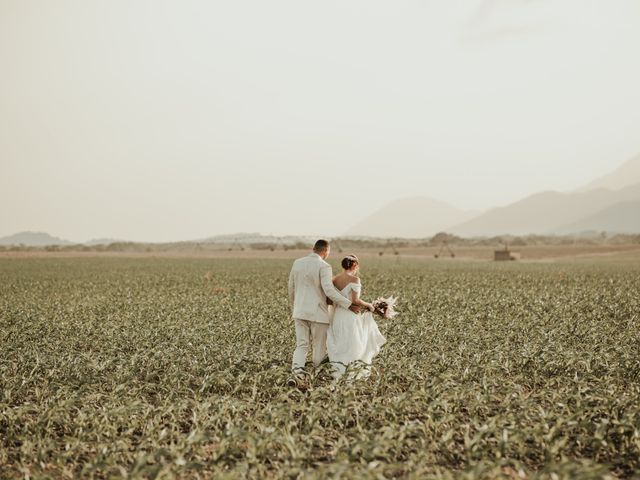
[350,285,374,312]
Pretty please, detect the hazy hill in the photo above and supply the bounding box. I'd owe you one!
[0,231,74,246]
[198,233,262,243]
[198,233,315,246]
[554,200,640,234]
[447,183,640,237]
[347,197,477,238]
[581,153,640,191]
[84,238,124,246]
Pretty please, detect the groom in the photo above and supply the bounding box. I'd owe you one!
[288,239,359,378]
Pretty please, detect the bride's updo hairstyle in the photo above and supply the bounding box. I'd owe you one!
[341,254,359,271]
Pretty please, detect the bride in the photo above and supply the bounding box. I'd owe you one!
[327,254,386,380]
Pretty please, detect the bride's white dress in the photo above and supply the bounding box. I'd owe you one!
[327,282,387,380]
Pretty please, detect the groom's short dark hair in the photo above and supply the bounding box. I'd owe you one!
[313,239,329,252]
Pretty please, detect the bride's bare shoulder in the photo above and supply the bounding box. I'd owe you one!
[346,274,361,284]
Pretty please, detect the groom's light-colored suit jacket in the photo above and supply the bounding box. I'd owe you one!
[288,253,352,324]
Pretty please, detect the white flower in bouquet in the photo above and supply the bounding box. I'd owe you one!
[372,296,398,319]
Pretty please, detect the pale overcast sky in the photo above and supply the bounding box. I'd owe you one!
[1,0,639,242]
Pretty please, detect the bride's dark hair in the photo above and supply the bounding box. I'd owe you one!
[341,254,359,270]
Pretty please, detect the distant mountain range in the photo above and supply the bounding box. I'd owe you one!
[346,153,640,237]
[0,232,126,247]
[447,183,640,237]
[0,231,317,247]
[84,238,125,246]
[0,231,74,246]
[198,233,316,246]
[3,154,640,245]
[345,197,477,238]
[554,201,640,235]
[580,153,640,191]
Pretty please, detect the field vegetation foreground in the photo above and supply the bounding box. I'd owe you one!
[1,257,639,479]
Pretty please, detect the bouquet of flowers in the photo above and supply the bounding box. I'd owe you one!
[372,296,398,319]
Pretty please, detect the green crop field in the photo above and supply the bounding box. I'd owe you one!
[1,257,639,479]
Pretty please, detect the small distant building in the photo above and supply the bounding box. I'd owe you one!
[494,243,519,261]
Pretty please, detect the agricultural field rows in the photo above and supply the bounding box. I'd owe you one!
[1,257,639,478]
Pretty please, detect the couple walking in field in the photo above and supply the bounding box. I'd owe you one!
[287,239,387,384]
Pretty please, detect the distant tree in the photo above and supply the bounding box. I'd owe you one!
[430,232,461,245]
[510,237,526,246]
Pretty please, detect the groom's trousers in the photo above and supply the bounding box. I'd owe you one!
[292,318,328,373]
